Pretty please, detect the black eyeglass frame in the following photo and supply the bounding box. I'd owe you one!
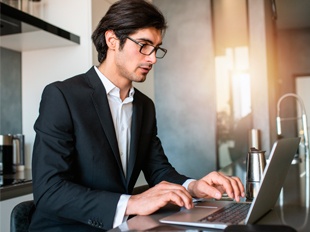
[126,36,167,59]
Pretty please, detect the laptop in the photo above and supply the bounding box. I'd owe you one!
[160,137,300,230]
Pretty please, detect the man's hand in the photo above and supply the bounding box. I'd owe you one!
[125,181,194,216]
[188,171,245,202]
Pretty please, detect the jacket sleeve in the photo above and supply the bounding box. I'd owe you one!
[32,83,120,230]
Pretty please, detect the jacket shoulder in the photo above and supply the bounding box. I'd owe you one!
[45,67,98,92]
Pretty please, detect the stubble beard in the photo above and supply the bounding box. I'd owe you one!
[119,65,147,84]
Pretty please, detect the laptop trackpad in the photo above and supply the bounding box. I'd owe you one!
[161,201,231,222]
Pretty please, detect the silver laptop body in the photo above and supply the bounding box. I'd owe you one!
[160,137,300,230]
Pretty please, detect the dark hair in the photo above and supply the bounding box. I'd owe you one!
[92,0,167,63]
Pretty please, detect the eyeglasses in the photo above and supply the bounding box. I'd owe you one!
[126,36,167,59]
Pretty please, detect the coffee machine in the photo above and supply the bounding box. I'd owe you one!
[0,134,25,175]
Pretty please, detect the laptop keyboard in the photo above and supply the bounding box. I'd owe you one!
[200,203,250,224]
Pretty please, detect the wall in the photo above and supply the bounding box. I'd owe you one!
[22,0,92,169]
[153,0,217,178]
[276,29,310,137]
[277,29,310,88]
[0,48,22,134]
[248,0,278,153]
[92,0,116,67]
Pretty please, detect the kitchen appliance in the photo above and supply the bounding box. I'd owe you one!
[246,147,266,200]
[0,134,25,174]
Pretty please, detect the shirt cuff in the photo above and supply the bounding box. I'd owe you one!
[113,194,131,228]
[182,179,196,190]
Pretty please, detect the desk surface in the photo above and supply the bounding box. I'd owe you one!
[110,157,310,232]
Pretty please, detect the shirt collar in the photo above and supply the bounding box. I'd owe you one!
[94,66,135,98]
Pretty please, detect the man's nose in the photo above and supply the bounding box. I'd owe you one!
[147,51,157,64]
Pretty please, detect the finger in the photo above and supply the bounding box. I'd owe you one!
[128,186,193,215]
[217,173,245,201]
[157,181,194,200]
[165,190,194,209]
[207,172,234,198]
[195,180,223,199]
[207,173,239,200]
[148,182,194,208]
[226,175,245,200]
[231,176,246,198]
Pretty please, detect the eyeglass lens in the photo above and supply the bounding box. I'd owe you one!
[141,45,166,58]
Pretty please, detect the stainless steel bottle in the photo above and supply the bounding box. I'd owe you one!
[246,147,266,200]
[13,134,25,171]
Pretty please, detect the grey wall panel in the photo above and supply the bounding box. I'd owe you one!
[0,47,22,134]
[153,0,217,179]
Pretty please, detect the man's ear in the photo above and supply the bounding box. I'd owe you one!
[105,30,118,49]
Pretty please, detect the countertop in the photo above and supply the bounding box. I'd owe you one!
[0,169,32,201]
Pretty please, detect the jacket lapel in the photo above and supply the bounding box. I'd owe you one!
[85,68,124,176]
[127,91,143,181]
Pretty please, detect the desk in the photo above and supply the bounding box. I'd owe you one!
[110,157,310,232]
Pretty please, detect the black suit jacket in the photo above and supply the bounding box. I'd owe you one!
[30,67,189,231]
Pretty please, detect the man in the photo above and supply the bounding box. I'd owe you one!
[30,0,245,231]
